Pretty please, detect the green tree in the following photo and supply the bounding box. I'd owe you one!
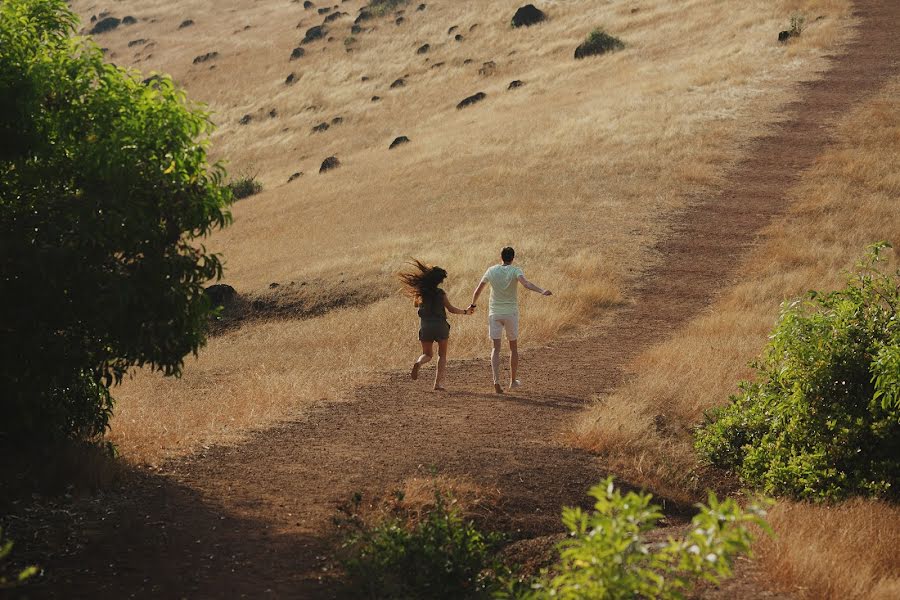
[0,0,231,445]
[696,244,900,500]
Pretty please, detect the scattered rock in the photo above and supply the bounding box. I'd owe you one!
[355,10,372,24]
[430,61,445,69]
[463,58,474,64]
[285,73,297,85]
[288,172,303,183]
[396,17,405,25]
[361,75,370,81]
[324,11,345,23]
[128,38,147,47]
[89,17,120,34]
[371,95,381,102]
[778,30,797,42]
[331,116,343,125]
[448,25,458,34]
[389,136,410,149]
[269,109,278,118]
[302,25,326,44]
[511,4,545,28]
[508,79,525,89]
[179,19,194,29]
[122,16,137,25]
[478,61,496,76]
[142,74,163,86]
[91,15,97,23]
[193,52,219,64]
[351,24,362,34]
[270,282,280,289]
[312,122,330,133]
[304,0,315,8]
[417,3,426,11]
[317,7,332,14]
[469,23,479,31]
[455,34,464,41]
[290,47,305,60]
[456,92,486,109]
[239,114,252,125]
[416,43,430,54]
[205,284,237,307]
[319,156,340,173]
[390,78,406,88]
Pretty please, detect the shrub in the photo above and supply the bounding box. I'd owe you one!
[504,478,768,599]
[368,0,409,17]
[574,29,624,60]
[696,244,900,501]
[338,489,507,599]
[228,173,263,200]
[0,528,38,590]
[0,0,231,446]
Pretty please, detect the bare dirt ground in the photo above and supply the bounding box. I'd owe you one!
[6,1,898,598]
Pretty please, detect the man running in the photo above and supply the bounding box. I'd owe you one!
[469,247,552,394]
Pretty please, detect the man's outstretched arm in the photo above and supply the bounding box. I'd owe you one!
[518,275,552,296]
[470,280,487,308]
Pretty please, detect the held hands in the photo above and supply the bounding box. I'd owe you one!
[466,304,477,315]
[542,290,552,296]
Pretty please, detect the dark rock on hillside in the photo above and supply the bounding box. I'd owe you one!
[122,16,137,25]
[239,114,252,125]
[312,122,330,133]
[90,16,120,34]
[351,24,362,34]
[179,19,194,29]
[355,10,372,24]
[448,25,458,34]
[390,78,406,88]
[319,156,340,173]
[371,95,381,102]
[331,116,343,125]
[778,30,797,42]
[318,7,331,14]
[416,43,430,54]
[324,11,345,23]
[463,58,473,64]
[508,79,525,89]
[396,17,405,25]
[193,52,219,64]
[269,108,278,118]
[285,73,297,84]
[470,23,479,31]
[361,75,370,81]
[430,61,445,69]
[287,172,303,183]
[128,38,147,47]
[478,61,496,75]
[511,5,545,28]
[206,284,237,307]
[290,47,305,60]
[456,92,486,109]
[455,34,464,41]
[91,15,97,22]
[417,4,426,11]
[304,1,315,8]
[574,32,624,59]
[302,25,326,44]
[389,136,410,149]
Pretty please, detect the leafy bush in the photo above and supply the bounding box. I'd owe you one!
[368,0,409,17]
[789,15,805,36]
[574,29,624,59]
[696,244,900,501]
[338,489,507,599]
[0,528,38,590]
[0,0,231,445]
[504,478,768,600]
[228,174,263,200]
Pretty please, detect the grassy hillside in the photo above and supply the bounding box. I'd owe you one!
[70,0,852,461]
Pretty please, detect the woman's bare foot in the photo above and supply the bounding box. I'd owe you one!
[494,383,504,394]
[433,385,446,392]
[411,362,420,380]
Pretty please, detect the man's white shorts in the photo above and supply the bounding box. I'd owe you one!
[489,314,519,341]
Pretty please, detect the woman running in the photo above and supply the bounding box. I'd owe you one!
[398,260,473,391]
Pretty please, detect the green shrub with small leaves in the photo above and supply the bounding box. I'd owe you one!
[502,478,768,600]
[0,0,231,445]
[228,173,263,200]
[339,489,507,599]
[574,29,625,59]
[0,528,38,590]
[368,0,409,17]
[696,243,900,501]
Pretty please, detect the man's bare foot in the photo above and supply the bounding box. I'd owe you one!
[411,362,420,380]
[433,385,446,392]
[494,383,504,394]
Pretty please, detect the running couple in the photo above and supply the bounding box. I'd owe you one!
[399,247,552,392]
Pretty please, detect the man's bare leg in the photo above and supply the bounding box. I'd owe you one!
[491,338,503,394]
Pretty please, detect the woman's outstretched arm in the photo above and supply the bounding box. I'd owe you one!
[444,294,472,315]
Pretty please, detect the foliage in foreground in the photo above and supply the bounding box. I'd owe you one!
[0,0,231,445]
[696,244,900,501]
[338,489,507,599]
[340,479,765,599]
[503,478,767,600]
[0,528,38,590]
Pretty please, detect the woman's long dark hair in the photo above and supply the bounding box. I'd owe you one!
[398,259,447,305]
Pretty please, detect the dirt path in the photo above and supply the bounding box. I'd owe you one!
[15,1,899,598]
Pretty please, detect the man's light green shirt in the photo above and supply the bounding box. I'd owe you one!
[482,264,524,316]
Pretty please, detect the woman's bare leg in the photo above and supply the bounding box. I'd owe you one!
[433,339,448,390]
[412,341,433,380]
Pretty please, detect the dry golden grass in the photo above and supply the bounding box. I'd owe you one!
[69,0,853,462]
[759,500,900,599]
[573,75,900,599]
